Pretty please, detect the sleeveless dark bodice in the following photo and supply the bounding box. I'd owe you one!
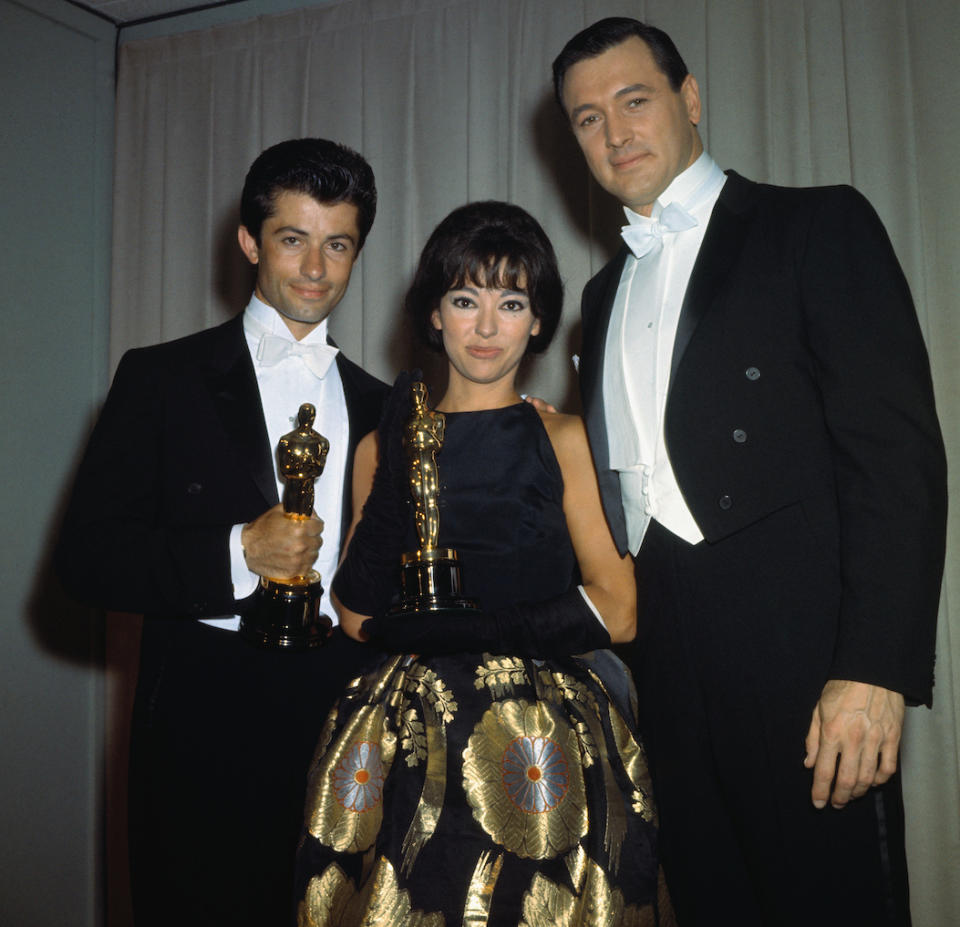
[421,402,576,611]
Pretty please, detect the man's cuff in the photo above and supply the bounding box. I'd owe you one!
[229,523,259,600]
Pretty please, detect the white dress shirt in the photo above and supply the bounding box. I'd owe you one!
[603,152,727,554]
[201,295,349,629]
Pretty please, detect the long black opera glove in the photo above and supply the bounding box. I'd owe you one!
[332,371,419,617]
[361,588,612,658]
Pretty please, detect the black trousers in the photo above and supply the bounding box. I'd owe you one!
[128,620,374,927]
[630,513,911,927]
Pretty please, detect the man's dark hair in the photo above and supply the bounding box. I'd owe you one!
[405,201,563,356]
[240,138,377,250]
[552,17,689,111]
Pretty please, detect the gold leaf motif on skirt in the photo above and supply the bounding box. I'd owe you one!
[572,720,598,768]
[518,855,657,927]
[298,858,445,927]
[475,656,529,698]
[607,707,657,825]
[403,663,458,723]
[462,851,504,927]
[399,708,427,767]
[537,668,596,712]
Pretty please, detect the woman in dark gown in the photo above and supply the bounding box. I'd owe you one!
[295,202,672,925]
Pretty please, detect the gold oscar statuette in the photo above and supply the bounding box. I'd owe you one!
[390,381,479,617]
[239,402,333,648]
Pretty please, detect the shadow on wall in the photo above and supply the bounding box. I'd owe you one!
[554,319,585,416]
[32,439,141,925]
[28,405,105,668]
[214,207,258,321]
[28,416,139,924]
[377,262,448,397]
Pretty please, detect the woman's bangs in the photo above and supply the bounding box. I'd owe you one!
[446,248,529,294]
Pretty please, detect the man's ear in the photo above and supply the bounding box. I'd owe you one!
[237,225,260,265]
[681,73,702,126]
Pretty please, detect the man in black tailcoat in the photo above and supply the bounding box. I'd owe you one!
[553,18,946,926]
[57,138,387,925]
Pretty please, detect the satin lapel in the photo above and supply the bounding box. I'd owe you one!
[582,245,630,432]
[337,352,362,450]
[669,173,755,394]
[580,246,631,554]
[334,350,387,537]
[337,355,360,539]
[205,318,278,507]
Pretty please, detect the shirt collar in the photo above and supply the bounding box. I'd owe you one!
[243,293,330,345]
[623,151,725,225]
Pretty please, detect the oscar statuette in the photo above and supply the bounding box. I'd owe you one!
[239,402,333,648]
[390,381,479,617]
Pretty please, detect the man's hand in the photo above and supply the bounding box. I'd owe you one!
[240,504,323,580]
[804,679,905,809]
[523,395,558,414]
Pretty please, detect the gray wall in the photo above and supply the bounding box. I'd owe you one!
[0,0,114,922]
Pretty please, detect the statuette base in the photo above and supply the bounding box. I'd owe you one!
[390,548,479,616]
[239,571,332,649]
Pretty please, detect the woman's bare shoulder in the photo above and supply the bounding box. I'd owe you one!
[535,408,589,460]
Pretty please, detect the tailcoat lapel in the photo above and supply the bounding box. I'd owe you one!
[581,245,630,440]
[204,316,278,507]
[668,171,756,393]
[580,245,631,554]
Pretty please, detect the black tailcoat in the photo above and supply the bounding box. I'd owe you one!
[57,314,388,926]
[578,171,946,925]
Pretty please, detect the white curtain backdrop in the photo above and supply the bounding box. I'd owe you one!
[112,0,959,922]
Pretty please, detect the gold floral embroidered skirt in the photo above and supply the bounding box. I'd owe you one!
[295,649,671,926]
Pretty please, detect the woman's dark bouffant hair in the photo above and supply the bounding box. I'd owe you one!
[405,201,563,355]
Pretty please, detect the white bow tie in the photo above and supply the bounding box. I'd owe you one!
[256,334,339,379]
[621,201,698,259]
